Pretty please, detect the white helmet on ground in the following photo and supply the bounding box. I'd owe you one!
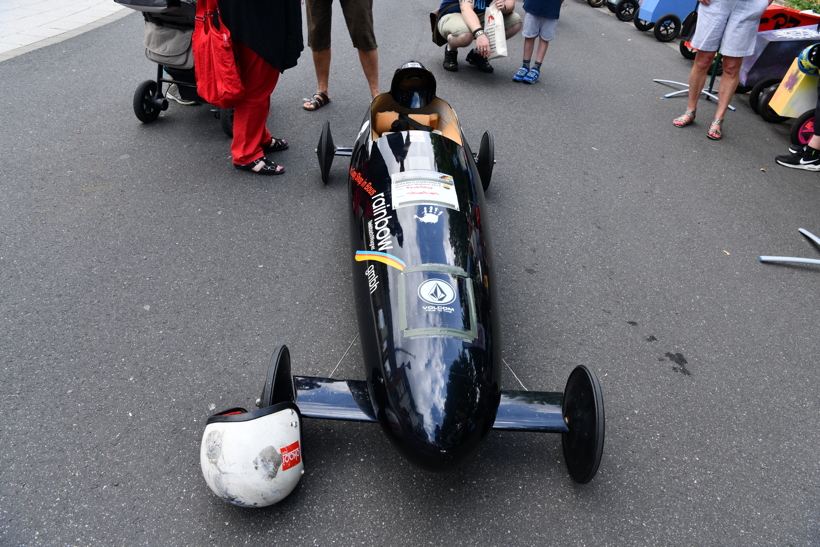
[200,402,304,507]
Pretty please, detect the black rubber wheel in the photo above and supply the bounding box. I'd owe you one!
[679,41,696,60]
[749,78,781,114]
[562,365,605,484]
[634,17,654,31]
[259,345,295,408]
[219,107,234,138]
[317,120,335,184]
[615,0,638,21]
[790,110,816,146]
[133,80,162,123]
[588,0,605,7]
[759,83,789,124]
[654,14,681,42]
[477,131,495,192]
[607,0,616,12]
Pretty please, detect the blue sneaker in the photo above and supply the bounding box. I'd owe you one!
[523,67,540,84]
[512,67,528,82]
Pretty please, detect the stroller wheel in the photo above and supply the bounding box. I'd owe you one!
[219,107,234,138]
[133,80,162,123]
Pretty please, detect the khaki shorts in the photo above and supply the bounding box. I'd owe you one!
[306,0,377,52]
[437,10,522,39]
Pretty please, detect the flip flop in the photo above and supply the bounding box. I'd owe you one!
[302,92,330,111]
[263,137,288,153]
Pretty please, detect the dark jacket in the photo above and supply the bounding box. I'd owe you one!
[218,0,303,73]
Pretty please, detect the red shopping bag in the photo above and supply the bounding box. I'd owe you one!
[192,0,244,107]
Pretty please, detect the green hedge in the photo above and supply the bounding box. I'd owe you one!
[784,0,820,12]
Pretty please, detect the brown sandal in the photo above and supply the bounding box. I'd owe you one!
[707,118,723,140]
[673,109,696,128]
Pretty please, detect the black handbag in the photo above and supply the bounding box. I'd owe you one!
[681,10,697,42]
[430,2,459,47]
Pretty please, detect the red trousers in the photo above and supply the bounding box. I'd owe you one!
[231,41,280,165]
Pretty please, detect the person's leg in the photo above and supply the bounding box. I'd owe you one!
[523,36,536,61]
[231,42,281,170]
[523,37,547,83]
[301,49,331,110]
[676,0,726,126]
[534,38,549,64]
[811,76,820,150]
[524,16,556,81]
[514,12,537,80]
[513,36,535,81]
[776,132,820,169]
[535,18,557,65]
[303,0,333,109]
[439,12,473,51]
[673,49,715,126]
[775,76,820,169]
[448,31,474,50]
[358,49,380,98]
[312,48,331,95]
[707,0,768,138]
[707,54,742,138]
[340,0,379,94]
[438,13,472,71]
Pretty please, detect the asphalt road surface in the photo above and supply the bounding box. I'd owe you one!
[2,1,819,546]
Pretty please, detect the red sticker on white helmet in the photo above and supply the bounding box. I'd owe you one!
[280,441,301,471]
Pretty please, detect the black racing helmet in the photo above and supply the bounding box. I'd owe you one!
[390,61,437,109]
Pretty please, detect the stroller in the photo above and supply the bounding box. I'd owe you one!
[116,0,234,136]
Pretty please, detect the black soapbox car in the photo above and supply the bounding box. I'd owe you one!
[200,63,605,507]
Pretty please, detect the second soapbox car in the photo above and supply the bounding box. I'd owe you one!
[200,63,605,508]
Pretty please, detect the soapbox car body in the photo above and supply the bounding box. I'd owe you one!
[200,63,605,507]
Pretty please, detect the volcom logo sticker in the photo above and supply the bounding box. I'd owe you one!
[417,280,456,305]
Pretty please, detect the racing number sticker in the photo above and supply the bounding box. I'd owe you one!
[391,170,460,211]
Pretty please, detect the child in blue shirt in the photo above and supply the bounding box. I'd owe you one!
[513,0,563,83]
